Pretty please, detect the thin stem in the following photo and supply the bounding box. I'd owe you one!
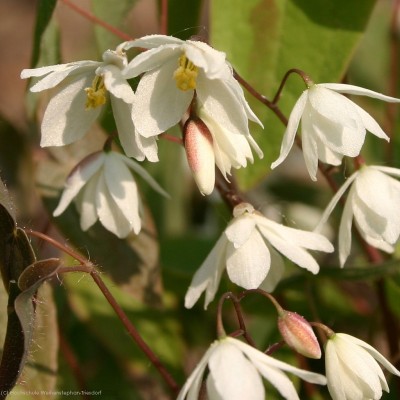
[24,230,179,395]
[160,0,168,35]
[386,0,400,161]
[60,0,133,42]
[271,68,313,104]
[234,70,288,126]
[159,133,183,145]
[216,292,256,346]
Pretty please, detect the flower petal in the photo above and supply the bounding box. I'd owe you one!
[271,91,308,169]
[319,83,400,103]
[124,34,184,50]
[226,230,270,289]
[258,245,285,292]
[176,342,215,400]
[184,40,227,80]
[41,74,102,146]
[100,64,135,103]
[208,339,265,400]
[76,170,101,230]
[351,102,389,140]
[23,62,99,91]
[224,214,257,248]
[184,235,228,309]
[315,171,359,233]
[338,190,355,267]
[132,60,193,137]
[111,96,159,162]
[95,172,133,238]
[122,156,168,197]
[104,153,141,235]
[123,44,182,78]
[53,153,105,216]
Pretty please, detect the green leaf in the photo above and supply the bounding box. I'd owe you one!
[31,0,58,67]
[211,0,376,188]
[91,0,137,51]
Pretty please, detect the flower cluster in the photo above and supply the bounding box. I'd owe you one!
[22,31,400,400]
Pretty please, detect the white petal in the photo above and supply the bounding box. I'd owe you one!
[372,165,400,177]
[257,224,321,274]
[226,230,271,289]
[184,235,228,309]
[225,214,257,248]
[315,171,359,233]
[95,173,133,238]
[23,62,99,91]
[309,103,366,158]
[325,340,349,400]
[308,86,360,127]
[338,191,355,267]
[208,340,265,400]
[111,96,159,162]
[100,65,135,103]
[258,245,285,292]
[271,91,308,169]
[124,34,183,50]
[40,74,102,146]
[225,75,263,126]
[319,83,400,103]
[53,153,105,216]
[104,153,141,234]
[197,74,253,146]
[184,41,227,80]
[132,60,193,137]
[339,334,400,377]
[301,112,320,181]
[177,343,215,400]
[255,216,334,252]
[123,44,182,78]
[315,135,343,166]
[122,155,168,197]
[232,338,327,386]
[76,172,100,231]
[352,102,389,140]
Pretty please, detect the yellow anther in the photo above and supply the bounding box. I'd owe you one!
[173,54,198,91]
[84,76,107,109]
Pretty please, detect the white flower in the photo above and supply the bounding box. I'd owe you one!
[325,333,400,400]
[53,151,167,238]
[178,336,327,400]
[271,83,400,181]
[184,113,262,195]
[315,165,400,266]
[21,47,158,162]
[185,203,333,309]
[122,35,263,147]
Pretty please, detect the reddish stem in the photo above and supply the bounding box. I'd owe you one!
[24,230,179,395]
[60,0,133,42]
[386,0,400,161]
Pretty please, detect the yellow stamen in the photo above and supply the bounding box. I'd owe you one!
[173,54,198,91]
[84,76,107,109]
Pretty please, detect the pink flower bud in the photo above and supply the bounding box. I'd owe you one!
[278,311,321,359]
[184,117,215,195]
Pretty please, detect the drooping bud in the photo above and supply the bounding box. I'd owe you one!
[184,117,215,195]
[278,310,321,359]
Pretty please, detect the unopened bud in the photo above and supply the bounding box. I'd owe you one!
[278,311,321,359]
[184,117,215,195]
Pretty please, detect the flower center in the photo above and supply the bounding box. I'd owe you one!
[84,76,107,109]
[173,54,198,91]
